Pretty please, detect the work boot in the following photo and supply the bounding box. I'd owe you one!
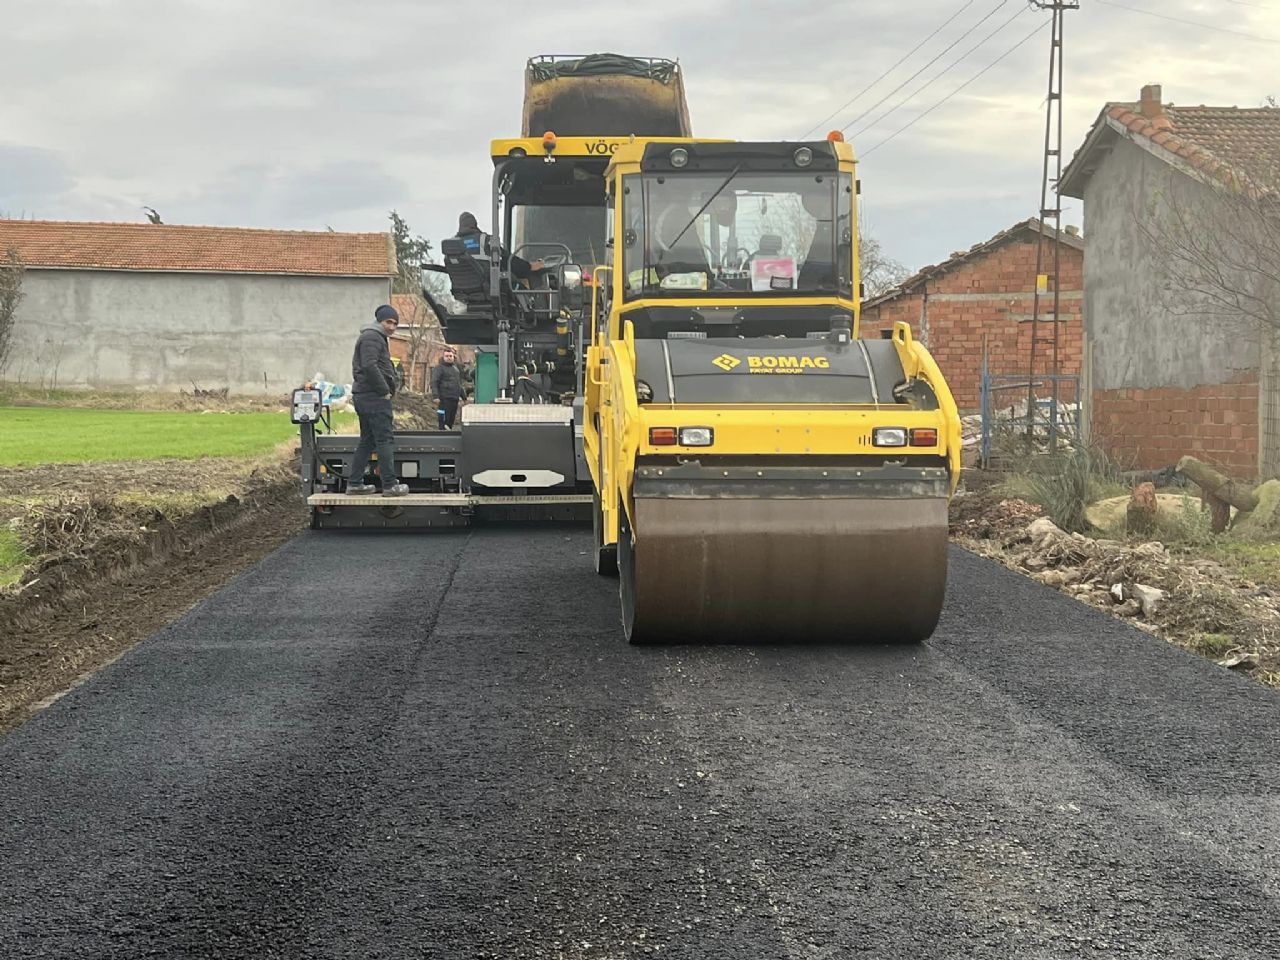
[346,483,377,495]
[382,483,410,497]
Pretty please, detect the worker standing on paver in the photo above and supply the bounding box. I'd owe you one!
[346,304,409,497]
[431,348,464,430]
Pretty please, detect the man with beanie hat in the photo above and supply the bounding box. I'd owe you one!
[346,304,408,496]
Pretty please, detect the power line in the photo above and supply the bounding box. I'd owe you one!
[799,0,978,140]
[848,5,1029,142]
[839,0,1013,134]
[1095,0,1280,43]
[861,18,1050,157]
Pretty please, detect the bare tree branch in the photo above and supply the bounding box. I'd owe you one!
[1135,153,1280,336]
[0,248,25,375]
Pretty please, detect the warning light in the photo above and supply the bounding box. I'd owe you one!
[542,131,557,153]
[827,130,845,142]
[648,427,677,446]
[910,428,939,447]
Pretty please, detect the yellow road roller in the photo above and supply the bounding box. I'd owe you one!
[583,135,961,643]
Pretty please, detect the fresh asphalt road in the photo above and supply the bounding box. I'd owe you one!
[2,527,1279,959]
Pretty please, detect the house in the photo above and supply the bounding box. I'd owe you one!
[0,219,396,394]
[861,219,1084,411]
[1060,84,1280,477]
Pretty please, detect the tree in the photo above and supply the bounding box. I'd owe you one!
[859,226,910,298]
[389,210,433,295]
[0,247,24,375]
[1136,156,1280,336]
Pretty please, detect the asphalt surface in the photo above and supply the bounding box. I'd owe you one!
[2,527,1279,959]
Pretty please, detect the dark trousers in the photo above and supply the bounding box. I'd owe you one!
[437,397,459,430]
[349,396,398,490]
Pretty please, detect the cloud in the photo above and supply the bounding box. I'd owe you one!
[3,0,1279,263]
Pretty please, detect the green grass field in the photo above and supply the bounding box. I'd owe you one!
[0,406,334,465]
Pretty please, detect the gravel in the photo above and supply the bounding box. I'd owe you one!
[1,529,1279,958]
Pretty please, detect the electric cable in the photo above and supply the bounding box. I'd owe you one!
[861,17,1051,157]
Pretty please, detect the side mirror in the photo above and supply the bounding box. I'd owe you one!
[560,264,585,313]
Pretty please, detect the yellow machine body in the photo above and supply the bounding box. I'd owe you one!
[582,137,961,642]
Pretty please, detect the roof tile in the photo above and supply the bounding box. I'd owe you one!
[0,219,396,277]
[1065,96,1280,195]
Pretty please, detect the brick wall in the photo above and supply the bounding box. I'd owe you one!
[1092,374,1261,476]
[861,233,1083,411]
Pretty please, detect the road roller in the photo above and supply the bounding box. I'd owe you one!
[583,135,961,643]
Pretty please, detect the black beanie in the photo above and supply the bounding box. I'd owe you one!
[458,212,479,233]
[375,304,399,323]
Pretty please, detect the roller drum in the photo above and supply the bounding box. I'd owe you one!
[622,497,949,643]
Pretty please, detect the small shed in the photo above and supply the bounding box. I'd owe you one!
[0,219,396,394]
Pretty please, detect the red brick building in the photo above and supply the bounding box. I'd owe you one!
[860,219,1084,412]
[1061,85,1280,477]
[387,293,473,393]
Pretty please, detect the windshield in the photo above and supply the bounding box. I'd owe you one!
[623,171,849,298]
[514,205,609,269]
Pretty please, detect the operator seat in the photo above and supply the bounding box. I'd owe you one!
[753,234,783,259]
[441,237,491,306]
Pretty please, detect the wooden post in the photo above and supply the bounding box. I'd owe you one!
[1176,456,1259,512]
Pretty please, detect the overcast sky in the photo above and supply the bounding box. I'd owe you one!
[3,0,1278,270]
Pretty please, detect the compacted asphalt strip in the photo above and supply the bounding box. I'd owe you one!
[1,527,1279,959]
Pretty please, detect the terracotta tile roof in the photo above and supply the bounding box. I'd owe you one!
[864,218,1084,307]
[1061,87,1280,198]
[0,219,397,277]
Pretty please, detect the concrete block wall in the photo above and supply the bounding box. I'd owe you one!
[861,235,1084,411]
[1080,136,1264,477]
[5,269,391,395]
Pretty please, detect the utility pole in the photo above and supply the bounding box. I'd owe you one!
[1025,0,1078,451]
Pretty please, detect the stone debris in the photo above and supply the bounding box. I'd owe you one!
[1218,652,1260,670]
[1131,583,1167,619]
[952,495,1279,666]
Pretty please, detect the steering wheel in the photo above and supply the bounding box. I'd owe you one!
[512,242,573,269]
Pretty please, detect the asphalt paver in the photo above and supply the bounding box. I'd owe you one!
[2,528,1279,958]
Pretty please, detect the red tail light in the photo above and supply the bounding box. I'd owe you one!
[910,428,938,446]
[649,427,677,446]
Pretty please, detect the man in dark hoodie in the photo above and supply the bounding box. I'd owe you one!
[431,347,464,430]
[455,212,545,282]
[346,304,409,496]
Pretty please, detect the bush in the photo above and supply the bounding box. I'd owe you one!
[1015,448,1119,534]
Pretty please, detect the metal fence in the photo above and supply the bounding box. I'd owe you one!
[979,356,1081,467]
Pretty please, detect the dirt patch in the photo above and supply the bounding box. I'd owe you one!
[0,450,307,727]
[952,492,1280,687]
[0,385,289,412]
[0,461,306,734]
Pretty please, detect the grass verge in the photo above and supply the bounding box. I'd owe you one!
[0,406,352,465]
[0,529,29,587]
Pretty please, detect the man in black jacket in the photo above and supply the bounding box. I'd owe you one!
[346,304,409,496]
[431,348,464,429]
[455,211,545,282]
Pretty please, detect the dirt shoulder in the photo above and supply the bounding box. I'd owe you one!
[951,491,1280,688]
[0,454,306,734]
